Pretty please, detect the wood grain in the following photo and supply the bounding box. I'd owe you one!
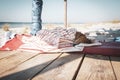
[110,56,120,80]
[0,53,62,80]
[0,51,17,59]
[0,51,39,75]
[76,55,116,80]
[32,53,84,80]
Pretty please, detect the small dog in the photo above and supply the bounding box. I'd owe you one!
[74,31,92,45]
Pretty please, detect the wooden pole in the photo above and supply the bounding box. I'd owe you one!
[64,0,67,28]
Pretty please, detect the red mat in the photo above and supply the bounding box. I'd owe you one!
[83,42,120,56]
[0,34,31,51]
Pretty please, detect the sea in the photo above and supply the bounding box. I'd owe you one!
[0,22,32,28]
[0,22,65,29]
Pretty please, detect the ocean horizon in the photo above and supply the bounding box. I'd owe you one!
[0,22,86,29]
[0,22,66,28]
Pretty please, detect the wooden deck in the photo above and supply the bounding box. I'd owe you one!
[0,50,120,80]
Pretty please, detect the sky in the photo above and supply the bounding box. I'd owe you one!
[0,0,120,23]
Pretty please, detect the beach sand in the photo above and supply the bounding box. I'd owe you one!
[0,22,120,46]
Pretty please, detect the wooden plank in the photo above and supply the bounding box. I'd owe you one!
[0,51,39,75]
[110,56,120,80]
[32,53,84,80]
[0,53,62,80]
[76,55,116,80]
[0,51,17,59]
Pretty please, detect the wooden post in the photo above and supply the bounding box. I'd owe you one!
[64,0,67,28]
[31,0,43,35]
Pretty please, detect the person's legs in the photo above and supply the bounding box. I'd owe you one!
[31,0,43,36]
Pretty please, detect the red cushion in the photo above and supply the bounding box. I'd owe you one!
[83,42,120,56]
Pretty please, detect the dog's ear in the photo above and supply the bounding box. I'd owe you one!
[75,32,84,39]
[74,31,92,44]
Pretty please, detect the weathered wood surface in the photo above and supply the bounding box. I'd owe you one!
[0,52,62,80]
[110,56,120,80]
[0,51,120,80]
[0,51,39,75]
[32,53,84,80]
[76,55,116,80]
[0,51,17,59]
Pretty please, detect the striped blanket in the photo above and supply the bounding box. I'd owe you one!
[18,27,77,53]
